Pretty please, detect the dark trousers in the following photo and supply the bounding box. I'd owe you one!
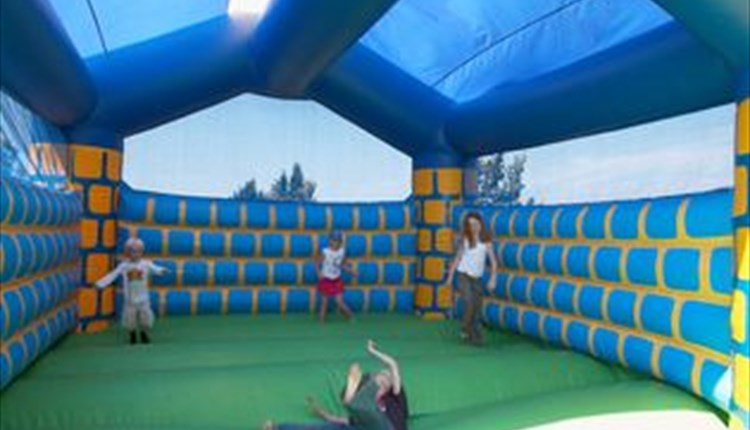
[458,272,484,343]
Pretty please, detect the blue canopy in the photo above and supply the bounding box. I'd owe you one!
[361,0,672,103]
[48,0,229,58]
[1,0,747,160]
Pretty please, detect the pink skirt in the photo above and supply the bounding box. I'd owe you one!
[318,277,344,296]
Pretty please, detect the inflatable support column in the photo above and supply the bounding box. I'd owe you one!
[413,155,476,318]
[730,84,750,430]
[68,136,124,332]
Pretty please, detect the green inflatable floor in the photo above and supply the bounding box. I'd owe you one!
[0,315,720,430]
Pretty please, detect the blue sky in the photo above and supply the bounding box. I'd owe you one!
[123,95,735,203]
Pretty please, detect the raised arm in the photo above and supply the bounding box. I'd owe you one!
[147,261,169,276]
[367,340,401,394]
[306,396,349,425]
[94,263,125,289]
[486,241,498,291]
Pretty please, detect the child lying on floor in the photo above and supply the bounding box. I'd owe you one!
[263,340,408,430]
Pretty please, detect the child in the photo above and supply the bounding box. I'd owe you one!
[95,237,168,344]
[264,340,407,430]
[315,231,356,323]
[445,211,498,345]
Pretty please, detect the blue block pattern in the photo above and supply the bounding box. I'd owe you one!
[115,189,417,323]
[120,287,414,317]
[455,188,734,411]
[0,301,77,390]
[119,187,413,231]
[1,177,82,391]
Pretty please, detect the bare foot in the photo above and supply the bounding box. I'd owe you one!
[262,420,275,430]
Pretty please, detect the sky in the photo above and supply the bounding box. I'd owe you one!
[123,95,412,201]
[123,95,735,204]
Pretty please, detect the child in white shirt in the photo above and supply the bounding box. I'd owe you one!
[95,237,168,344]
[315,231,357,323]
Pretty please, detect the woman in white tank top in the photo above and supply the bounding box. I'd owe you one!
[446,212,498,345]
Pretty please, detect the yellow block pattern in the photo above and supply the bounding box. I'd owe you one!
[423,200,447,224]
[69,144,124,328]
[106,150,122,181]
[413,169,434,196]
[731,97,750,430]
[738,228,750,281]
[435,228,454,253]
[738,99,749,155]
[415,284,433,308]
[85,253,110,284]
[88,185,113,215]
[735,354,750,410]
[102,219,117,248]
[417,229,432,252]
[80,219,98,249]
[72,146,103,179]
[423,257,445,281]
[736,166,748,217]
[413,167,466,315]
[78,288,98,318]
[437,168,462,195]
[732,288,747,344]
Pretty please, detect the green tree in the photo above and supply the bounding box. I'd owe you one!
[270,171,290,200]
[232,179,262,200]
[289,163,316,201]
[474,153,530,205]
[232,163,316,201]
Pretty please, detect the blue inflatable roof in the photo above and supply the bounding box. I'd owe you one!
[1,0,748,161]
[48,0,230,58]
[360,0,671,103]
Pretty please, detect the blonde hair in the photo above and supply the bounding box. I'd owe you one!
[123,237,145,257]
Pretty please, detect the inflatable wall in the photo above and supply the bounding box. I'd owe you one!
[114,186,416,316]
[1,0,748,427]
[455,189,734,410]
[0,177,81,389]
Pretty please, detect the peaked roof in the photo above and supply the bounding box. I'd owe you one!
[1,0,747,161]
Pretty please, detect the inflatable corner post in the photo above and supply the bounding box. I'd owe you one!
[730,74,750,430]
[67,133,124,333]
[413,153,477,319]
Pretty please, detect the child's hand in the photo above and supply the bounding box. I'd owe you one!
[487,277,497,291]
[306,396,324,417]
[306,396,317,410]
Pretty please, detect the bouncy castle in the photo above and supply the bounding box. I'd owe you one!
[0,0,748,429]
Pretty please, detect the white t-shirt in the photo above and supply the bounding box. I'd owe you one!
[95,260,166,305]
[320,247,345,279]
[456,239,489,278]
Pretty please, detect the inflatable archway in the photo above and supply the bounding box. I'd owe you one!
[1,0,748,428]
